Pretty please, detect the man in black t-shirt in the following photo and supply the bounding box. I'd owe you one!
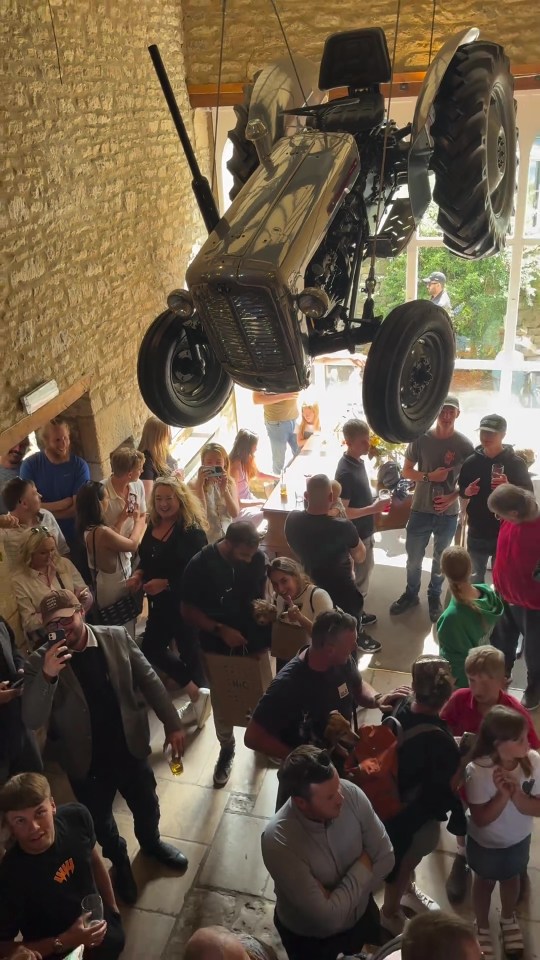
[182,521,271,789]
[335,420,387,625]
[0,772,124,959]
[284,474,381,654]
[245,610,385,765]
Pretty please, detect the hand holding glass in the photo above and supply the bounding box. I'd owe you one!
[81,894,103,927]
[432,485,444,506]
[378,489,392,513]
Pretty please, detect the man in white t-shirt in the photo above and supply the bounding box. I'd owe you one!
[102,447,147,537]
[0,477,68,567]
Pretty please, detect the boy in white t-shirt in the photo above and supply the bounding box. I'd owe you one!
[465,705,540,960]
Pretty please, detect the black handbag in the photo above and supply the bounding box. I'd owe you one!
[89,530,143,627]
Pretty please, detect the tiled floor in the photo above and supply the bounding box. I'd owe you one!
[46,533,538,958]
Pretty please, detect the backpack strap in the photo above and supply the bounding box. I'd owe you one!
[400,722,454,745]
[309,586,320,614]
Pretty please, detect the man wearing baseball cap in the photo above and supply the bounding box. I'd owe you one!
[458,414,533,582]
[21,589,187,906]
[423,272,452,313]
[390,396,474,622]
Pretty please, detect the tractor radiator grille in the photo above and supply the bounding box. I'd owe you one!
[193,284,290,372]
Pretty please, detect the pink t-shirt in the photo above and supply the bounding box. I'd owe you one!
[493,516,540,609]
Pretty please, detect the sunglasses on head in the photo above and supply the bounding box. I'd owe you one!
[30,525,51,535]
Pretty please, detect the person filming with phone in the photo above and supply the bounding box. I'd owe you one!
[191,443,240,543]
[458,415,533,583]
[21,589,188,906]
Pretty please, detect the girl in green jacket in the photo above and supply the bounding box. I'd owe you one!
[437,546,504,687]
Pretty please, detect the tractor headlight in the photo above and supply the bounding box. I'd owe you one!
[167,289,195,318]
[297,288,330,320]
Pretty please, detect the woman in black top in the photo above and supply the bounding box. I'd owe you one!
[127,476,211,728]
[380,656,464,935]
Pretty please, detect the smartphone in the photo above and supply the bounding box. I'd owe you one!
[47,629,66,647]
[203,465,224,478]
[10,677,25,690]
[127,492,137,514]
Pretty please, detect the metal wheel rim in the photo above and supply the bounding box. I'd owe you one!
[399,332,445,415]
[487,82,510,215]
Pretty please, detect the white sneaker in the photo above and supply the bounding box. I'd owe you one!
[380,908,408,936]
[400,882,440,914]
[193,688,212,729]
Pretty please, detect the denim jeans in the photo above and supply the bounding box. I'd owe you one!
[265,419,299,474]
[467,534,498,583]
[491,602,540,685]
[405,510,458,599]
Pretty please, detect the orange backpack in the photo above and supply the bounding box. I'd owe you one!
[344,717,450,822]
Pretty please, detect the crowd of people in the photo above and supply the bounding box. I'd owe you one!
[0,395,538,960]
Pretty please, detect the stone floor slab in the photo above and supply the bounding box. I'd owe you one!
[199,812,270,895]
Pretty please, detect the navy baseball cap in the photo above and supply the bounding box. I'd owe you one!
[423,271,446,284]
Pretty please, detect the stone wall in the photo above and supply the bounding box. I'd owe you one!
[1,0,211,467]
[182,0,540,85]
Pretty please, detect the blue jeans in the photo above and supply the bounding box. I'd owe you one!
[265,418,299,474]
[467,534,498,583]
[405,510,458,599]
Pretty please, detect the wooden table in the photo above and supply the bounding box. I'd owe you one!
[261,435,342,557]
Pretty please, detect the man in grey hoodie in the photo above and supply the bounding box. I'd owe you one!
[262,745,394,960]
[458,414,533,582]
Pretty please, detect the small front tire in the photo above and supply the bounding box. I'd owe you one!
[362,300,455,442]
[137,310,233,427]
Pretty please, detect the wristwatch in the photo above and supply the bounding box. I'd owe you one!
[52,937,65,954]
[422,473,430,482]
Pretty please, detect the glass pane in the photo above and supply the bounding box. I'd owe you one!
[356,252,407,319]
[417,249,510,360]
[417,175,443,238]
[525,136,540,238]
[448,369,540,449]
[518,243,540,366]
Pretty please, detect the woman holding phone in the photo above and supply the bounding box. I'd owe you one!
[190,443,239,543]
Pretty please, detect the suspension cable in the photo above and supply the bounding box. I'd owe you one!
[210,0,227,197]
[268,0,307,104]
[368,0,403,280]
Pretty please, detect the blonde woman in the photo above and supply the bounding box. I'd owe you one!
[128,477,211,728]
[437,546,503,688]
[191,443,240,543]
[11,527,92,638]
[138,416,181,501]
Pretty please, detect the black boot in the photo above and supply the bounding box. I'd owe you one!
[111,855,138,905]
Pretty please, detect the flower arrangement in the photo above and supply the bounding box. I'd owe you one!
[368,433,407,464]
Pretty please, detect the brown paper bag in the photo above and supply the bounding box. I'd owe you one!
[204,650,273,727]
[271,618,309,661]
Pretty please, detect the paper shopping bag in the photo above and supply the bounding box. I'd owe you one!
[271,618,309,661]
[204,650,273,727]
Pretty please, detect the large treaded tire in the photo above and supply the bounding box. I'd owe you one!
[431,41,517,260]
[362,300,455,442]
[227,81,260,201]
[137,310,233,427]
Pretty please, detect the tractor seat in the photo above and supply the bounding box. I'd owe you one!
[319,28,392,92]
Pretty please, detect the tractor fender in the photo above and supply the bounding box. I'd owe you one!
[247,56,326,162]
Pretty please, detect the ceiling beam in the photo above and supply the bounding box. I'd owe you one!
[188,64,540,107]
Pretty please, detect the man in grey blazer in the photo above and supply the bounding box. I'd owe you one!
[22,589,186,907]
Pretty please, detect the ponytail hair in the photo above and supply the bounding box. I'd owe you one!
[468,705,532,777]
[441,545,484,614]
